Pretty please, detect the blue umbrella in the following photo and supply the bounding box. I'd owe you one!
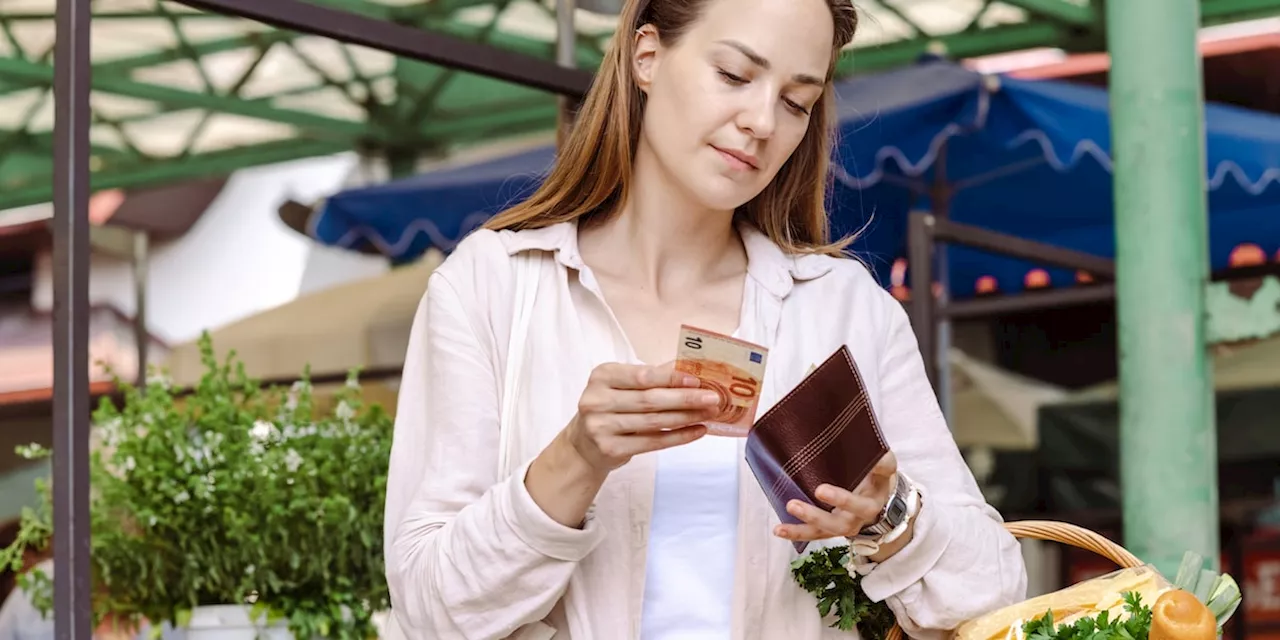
[309,146,554,260]
[828,58,1280,293]
[308,59,1280,295]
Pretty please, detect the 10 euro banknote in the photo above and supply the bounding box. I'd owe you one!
[674,325,769,437]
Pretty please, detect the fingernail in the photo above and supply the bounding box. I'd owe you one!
[683,374,701,387]
[700,392,720,405]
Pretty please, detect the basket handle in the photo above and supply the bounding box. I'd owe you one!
[883,520,1142,640]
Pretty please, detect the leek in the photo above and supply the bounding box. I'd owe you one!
[1168,551,1243,630]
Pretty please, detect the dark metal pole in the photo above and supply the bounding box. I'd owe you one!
[133,231,149,389]
[555,0,578,148]
[908,211,937,390]
[52,0,93,636]
[931,145,952,421]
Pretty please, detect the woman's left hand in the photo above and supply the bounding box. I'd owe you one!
[773,451,898,542]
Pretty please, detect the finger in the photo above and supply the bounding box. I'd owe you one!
[606,388,722,413]
[646,361,705,388]
[613,424,708,455]
[591,362,701,390]
[773,522,837,543]
[785,499,863,537]
[815,485,884,523]
[612,409,718,434]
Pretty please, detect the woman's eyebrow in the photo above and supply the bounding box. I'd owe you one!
[716,39,825,86]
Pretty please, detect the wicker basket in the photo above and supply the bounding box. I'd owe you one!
[884,520,1143,640]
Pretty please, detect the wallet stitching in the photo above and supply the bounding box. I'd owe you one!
[751,345,849,431]
[777,394,860,477]
[769,396,865,501]
[839,347,889,490]
[786,395,867,477]
[773,395,866,498]
[778,393,865,480]
[840,346,888,454]
[768,398,856,499]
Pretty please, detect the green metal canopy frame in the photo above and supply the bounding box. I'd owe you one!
[4,0,1277,213]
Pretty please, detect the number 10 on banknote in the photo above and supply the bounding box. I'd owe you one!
[674,325,769,437]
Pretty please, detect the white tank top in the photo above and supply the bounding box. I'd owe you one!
[639,431,740,639]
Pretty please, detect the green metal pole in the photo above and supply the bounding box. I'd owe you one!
[1106,0,1219,576]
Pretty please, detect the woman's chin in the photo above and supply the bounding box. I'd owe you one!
[684,177,766,215]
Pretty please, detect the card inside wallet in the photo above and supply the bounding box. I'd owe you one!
[744,344,889,553]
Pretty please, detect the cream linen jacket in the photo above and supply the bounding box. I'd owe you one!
[384,222,1027,640]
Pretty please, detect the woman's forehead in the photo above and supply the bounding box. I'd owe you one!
[685,0,835,71]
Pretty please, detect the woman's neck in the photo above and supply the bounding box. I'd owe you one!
[578,146,746,295]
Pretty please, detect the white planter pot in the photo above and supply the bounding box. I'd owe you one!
[185,605,293,640]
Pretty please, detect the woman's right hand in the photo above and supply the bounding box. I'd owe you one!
[525,362,719,529]
[564,362,721,473]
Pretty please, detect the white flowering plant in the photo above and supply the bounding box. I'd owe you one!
[0,334,394,639]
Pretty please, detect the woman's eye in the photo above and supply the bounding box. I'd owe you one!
[784,99,811,115]
[718,70,748,85]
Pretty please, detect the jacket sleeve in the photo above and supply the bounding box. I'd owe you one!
[383,270,606,639]
[858,297,1028,640]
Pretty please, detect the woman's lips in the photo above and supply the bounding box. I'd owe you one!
[713,145,759,171]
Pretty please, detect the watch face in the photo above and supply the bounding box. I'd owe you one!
[886,497,907,524]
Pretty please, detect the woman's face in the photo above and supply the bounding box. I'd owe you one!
[633,0,835,212]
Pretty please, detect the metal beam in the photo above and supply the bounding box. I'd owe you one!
[427,103,558,145]
[0,139,350,210]
[0,96,556,207]
[941,283,1116,319]
[92,31,296,75]
[1108,0,1218,577]
[0,56,370,138]
[51,0,92,636]
[931,217,1116,278]
[999,0,1097,25]
[8,130,136,159]
[837,22,1068,76]
[171,0,594,98]
[89,16,601,79]
[1202,0,1280,22]
[4,0,437,22]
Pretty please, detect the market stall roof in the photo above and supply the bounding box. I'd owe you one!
[4,0,1279,211]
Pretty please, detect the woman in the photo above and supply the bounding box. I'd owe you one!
[384,0,1027,637]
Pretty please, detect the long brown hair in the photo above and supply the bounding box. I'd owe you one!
[483,0,859,256]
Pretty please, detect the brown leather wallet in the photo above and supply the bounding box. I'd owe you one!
[745,344,889,553]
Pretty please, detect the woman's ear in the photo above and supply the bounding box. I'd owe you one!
[633,24,661,94]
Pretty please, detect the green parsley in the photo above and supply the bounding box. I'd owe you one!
[791,545,896,639]
[1023,591,1153,640]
